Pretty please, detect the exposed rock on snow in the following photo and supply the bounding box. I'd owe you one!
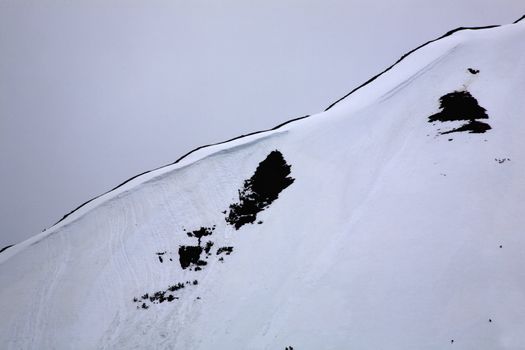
[226,150,295,229]
[428,90,491,134]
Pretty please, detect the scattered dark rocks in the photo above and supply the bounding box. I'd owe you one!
[226,150,295,229]
[185,226,215,245]
[428,90,491,135]
[156,251,166,263]
[468,68,480,74]
[168,283,185,292]
[134,280,198,309]
[204,241,214,256]
[155,251,178,264]
[179,226,218,270]
[179,227,233,270]
[495,158,510,164]
[217,246,234,255]
[145,150,295,309]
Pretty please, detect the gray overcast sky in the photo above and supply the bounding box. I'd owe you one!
[1,0,523,247]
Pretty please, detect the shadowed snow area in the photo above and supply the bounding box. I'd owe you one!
[1,18,525,350]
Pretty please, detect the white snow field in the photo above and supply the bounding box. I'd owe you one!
[1,17,525,350]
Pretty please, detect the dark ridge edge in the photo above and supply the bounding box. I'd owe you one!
[514,14,525,24]
[324,24,501,111]
[0,245,13,254]
[35,14,525,235]
[325,11,525,111]
[51,115,310,227]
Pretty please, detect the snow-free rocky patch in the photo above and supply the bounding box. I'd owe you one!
[225,150,295,229]
[428,90,491,135]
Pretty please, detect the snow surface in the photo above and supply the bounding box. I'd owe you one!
[1,19,525,349]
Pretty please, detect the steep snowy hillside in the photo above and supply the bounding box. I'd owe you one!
[2,17,525,350]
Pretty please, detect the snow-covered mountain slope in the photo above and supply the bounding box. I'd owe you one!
[2,18,525,350]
